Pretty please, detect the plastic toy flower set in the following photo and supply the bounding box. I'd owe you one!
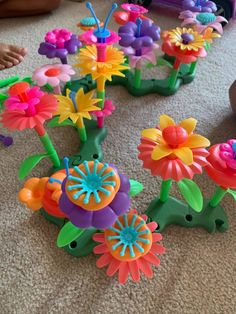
[0,3,235,285]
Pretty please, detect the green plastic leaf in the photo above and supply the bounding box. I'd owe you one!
[18,153,48,180]
[47,116,74,128]
[228,189,236,201]
[177,179,203,212]
[57,221,84,248]
[129,179,144,197]
[156,58,173,68]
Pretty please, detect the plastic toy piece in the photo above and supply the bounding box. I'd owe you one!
[146,197,229,233]
[32,64,75,94]
[77,17,103,32]
[182,0,217,13]
[59,159,131,229]
[93,210,165,284]
[0,134,13,147]
[113,3,151,25]
[38,28,82,64]
[229,80,236,115]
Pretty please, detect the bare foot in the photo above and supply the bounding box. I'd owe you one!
[0,43,27,70]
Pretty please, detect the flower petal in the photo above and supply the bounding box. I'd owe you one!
[118,262,129,284]
[160,115,175,130]
[141,128,162,143]
[185,134,210,148]
[179,118,197,134]
[128,260,140,282]
[151,145,172,161]
[173,147,193,165]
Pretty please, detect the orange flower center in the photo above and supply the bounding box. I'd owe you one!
[45,68,61,77]
[162,125,188,147]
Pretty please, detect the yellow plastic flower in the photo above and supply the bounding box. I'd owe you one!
[141,115,210,166]
[55,88,101,125]
[202,27,221,44]
[75,45,129,82]
[168,27,205,51]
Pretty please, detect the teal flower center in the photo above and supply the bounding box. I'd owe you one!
[196,13,216,25]
[108,214,151,258]
[67,160,117,204]
[80,17,97,26]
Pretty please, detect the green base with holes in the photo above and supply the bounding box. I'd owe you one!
[65,55,195,97]
[40,209,97,257]
[52,119,107,171]
[146,197,229,233]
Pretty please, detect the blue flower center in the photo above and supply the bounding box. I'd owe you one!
[80,17,97,26]
[232,143,236,159]
[181,33,194,45]
[196,13,216,25]
[67,160,117,204]
[108,214,151,258]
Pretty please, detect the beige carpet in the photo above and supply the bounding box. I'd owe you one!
[0,1,236,313]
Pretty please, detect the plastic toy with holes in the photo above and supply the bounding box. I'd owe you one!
[138,115,235,233]
[18,158,144,258]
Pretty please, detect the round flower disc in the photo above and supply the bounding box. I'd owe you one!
[65,160,120,211]
[105,213,152,262]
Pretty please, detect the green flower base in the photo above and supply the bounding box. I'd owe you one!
[146,197,229,233]
[52,119,107,171]
[65,56,196,97]
[40,209,97,257]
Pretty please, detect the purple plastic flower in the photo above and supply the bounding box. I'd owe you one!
[182,0,217,13]
[118,19,161,50]
[38,29,82,64]
[59,161,131,229]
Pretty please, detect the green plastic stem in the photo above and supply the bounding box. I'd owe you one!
[209,186,228,208]
[160,179,172,203]
[0,76,19,88]
[78,126,87,142]
[134,68,142,89]
[189,61,197,75]
[168,68,180,89]
[97,90,105,109]
[39,132,60,167]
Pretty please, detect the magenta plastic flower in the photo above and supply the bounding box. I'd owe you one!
[113,3,151,25]
[79,29,120,46]
[32,64,75,87]
[92,99,115,118]
[5,85,44,111]
[219,139,236,170]
[45,29,73,48]
[179,11,227,35]
[121,3,148,15]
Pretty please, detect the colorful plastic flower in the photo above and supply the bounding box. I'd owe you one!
[93,210,165,284]
[205,139,236,189]
[138,115,210,181]
[113,3,151,25]
[92,99,116,128]
[18,177,48,211]
[1,82,57,132]
[77,17,103,32]
[32,64,75,94]
[202,27,221,44]
[182,0,217,13]
[179,11,227,35]
[118,19,161,50]
[59,160,131,229]
[162,27,207,67]
[38,28,82,64]
[79,29,120,46]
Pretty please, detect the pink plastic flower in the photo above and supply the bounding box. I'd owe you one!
[5,86,44,111]
[45,28,72,48]
[32,64,75,87]
[79,29,120,46]
[121,3,148,15]
[179,11,227,35]
[93,209,165,284]
[92,99,115,118]
[1,82,57,132]
[219,139,236,170]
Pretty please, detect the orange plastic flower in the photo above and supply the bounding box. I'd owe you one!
[138,115,210,181]
[18,177,48,211]
[93,210,165,284]
[65,161,121,211]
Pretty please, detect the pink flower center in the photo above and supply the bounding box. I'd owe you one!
[219,140,236,170]
[162,125,188,147]
[45,68,61,77]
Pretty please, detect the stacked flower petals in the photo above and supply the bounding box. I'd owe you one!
[59,160,131,229]
[138,115,210,181]
[205,139,236,189]
[93,210,165,284]
[113,3,150,25]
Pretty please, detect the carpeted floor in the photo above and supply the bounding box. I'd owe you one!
[0,1,236,313]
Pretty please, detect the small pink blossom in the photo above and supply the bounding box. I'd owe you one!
[219,139,236,170]
[79,30,120,46]
[92,100,115,118]
[121,3,148,15]
[45,29,73,48]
